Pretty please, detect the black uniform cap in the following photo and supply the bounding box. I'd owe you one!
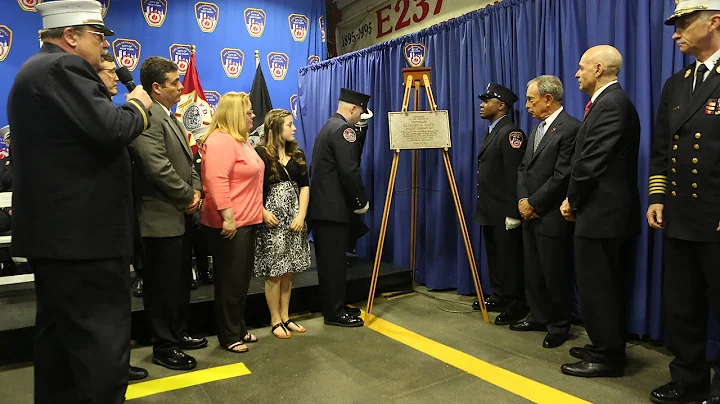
[478,83,518,106]
[339,88,370,113]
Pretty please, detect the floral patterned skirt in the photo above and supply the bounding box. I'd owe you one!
[253,181,310,278]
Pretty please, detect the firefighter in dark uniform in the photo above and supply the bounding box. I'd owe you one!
[7,1,152,402]
[472,83,528,325]
[649,3,720,404]
[310,88,370,327]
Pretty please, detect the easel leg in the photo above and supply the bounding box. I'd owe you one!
[366,150,401,317]
[442,150,489,323]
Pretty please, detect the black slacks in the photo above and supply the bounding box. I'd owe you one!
[523,229,574,334]
[574,235,628,363]
[204,225,255,347]
[31,257,131,404]
[313,220,350,320]
[663,236,720,389]
[482,225,525,312]
[142,216,193,353]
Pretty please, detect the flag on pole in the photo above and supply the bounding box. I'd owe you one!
[248,58,273,146]
[175,45,211,154]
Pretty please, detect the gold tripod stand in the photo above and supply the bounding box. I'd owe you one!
[364,66,489,324]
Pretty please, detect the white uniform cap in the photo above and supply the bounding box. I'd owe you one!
[666,0,720,25]
[36,0,114,36]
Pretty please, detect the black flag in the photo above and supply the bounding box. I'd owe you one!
[249,63,273,131]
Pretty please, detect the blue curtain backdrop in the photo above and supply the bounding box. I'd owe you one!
[0,0,326,142]
[297,0,690,340]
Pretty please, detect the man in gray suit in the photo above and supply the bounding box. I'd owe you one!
[132,57,205,371]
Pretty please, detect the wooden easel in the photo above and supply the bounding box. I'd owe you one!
[364,67,489,324]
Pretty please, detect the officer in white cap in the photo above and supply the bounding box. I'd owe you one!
[6,1,153,403]
[650,2,720,404]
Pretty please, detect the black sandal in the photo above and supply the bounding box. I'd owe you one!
[283,319,306,333]
[271,323,291,339]
[242,332,258,343]
[225,341,248,353]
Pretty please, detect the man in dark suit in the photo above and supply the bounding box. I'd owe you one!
[310,88,370,327]
[0,126,14,276]
[560,45,640,378]
[97,51,149,382]
[131,57,205,371]
[649,4,720,404]
[515,75,580,349]
[473,83,527,326]
[6,1,152,402]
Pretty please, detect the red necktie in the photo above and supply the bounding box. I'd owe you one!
[584,101,593,118]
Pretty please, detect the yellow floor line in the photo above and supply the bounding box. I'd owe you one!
[125,363,251,400]
[362,311,591,404]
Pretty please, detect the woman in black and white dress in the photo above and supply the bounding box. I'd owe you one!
[254,109,311,339]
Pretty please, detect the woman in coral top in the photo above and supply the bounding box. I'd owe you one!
[199,92,263,353]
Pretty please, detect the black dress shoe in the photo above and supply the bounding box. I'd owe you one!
[649,381,709,404]
[324,313,364,327]
[129,365,148,381]
[543,332,567,348]
[509,320,546,332]
[569,346,587,360]
[152,349,197,371]
[190,279,198,290]
[700,397,720,404]
[560,360,623,378]
[345,306,361,316]
[132,277,143,297]
[179,335,208,350]
[495,311,526,326]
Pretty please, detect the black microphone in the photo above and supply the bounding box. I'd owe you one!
[116,66,151,116]
[115,66,136,91]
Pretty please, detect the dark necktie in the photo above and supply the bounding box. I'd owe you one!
[694,64,709,94]
[584,101,592,118]
[533,121,546,153]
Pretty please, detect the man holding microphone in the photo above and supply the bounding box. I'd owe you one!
[7,1,152,403]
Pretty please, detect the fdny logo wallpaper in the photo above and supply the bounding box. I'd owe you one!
[0,26,12,62]
[404,43,426,68]
[319,16,326,42]
[290,94,298,119]
[220,48,244,79]
[142,0,168,28]
[99,0,110,17]
[307,55,320,66]
[17,0,42,12]
[112,38,141,72]
[267,52,289,81]
[288,14,309,42]
[204,91,220,116]
[169,44,192,75]
[195,2,219,33]
[244,8,266,38]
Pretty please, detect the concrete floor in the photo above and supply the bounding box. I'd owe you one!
[0,287,672,404]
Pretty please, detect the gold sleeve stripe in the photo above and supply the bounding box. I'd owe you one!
[649,191,666,195]
[649,186,667,192]
[649,179,668,184]
[649,175,668,180]
[127,99,148,130]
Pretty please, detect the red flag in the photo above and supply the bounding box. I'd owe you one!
[175,48,211,155]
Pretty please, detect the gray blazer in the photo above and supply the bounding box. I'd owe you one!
[130,101,201,238]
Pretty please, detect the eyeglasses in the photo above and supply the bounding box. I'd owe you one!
[85,30,107,43]
[99,68,118,77]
